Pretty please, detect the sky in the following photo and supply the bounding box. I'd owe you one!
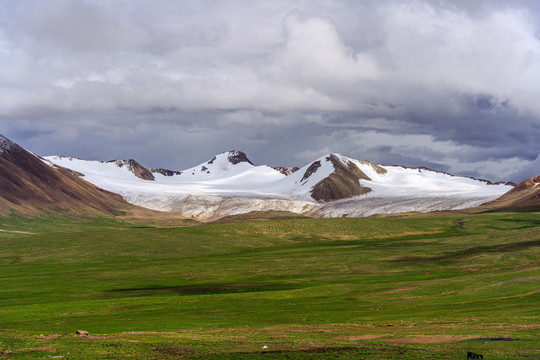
[1,0,539,183]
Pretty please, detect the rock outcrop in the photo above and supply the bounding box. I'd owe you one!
[108,159,155,181]
[273,166,299,176]
[310,155,373,201]
[227,150,254,165]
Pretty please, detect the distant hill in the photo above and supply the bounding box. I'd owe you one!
[0,134,128,216]
[484,175,540,210]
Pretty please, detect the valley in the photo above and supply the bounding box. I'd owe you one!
[0,212,538,359]
[0,133,538,359]
[2,1,540,359]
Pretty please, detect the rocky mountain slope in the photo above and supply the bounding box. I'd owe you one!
[0,134,128,215]
[44,150,514,221]
[484,175,540,210]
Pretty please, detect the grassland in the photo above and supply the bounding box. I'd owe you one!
[0,212,538,359]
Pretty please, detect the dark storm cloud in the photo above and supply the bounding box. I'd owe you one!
[0,0,539,182]
[397,93,540,151]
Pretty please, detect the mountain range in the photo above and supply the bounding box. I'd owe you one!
[1,133,537,221]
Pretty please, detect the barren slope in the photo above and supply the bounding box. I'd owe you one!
[483,174,540,210]
[0,134,128,215]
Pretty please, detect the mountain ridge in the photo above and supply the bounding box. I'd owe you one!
[43,149,516,221]
[48,150,513,192]
[4,132,535,221]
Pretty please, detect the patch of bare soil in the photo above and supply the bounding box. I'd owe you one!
[378,335,479,344]
[342,335,386,341]
[154,344,200,356]
[375,286,418,295]
[36,334,62,340]
[0,229,36,234]
[510,275,540,282]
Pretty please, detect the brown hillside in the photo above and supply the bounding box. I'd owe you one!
[0,137,129,215]
[484,175,540,210]
[311,155,373,202]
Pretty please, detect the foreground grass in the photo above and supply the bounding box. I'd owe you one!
[0,212,538,359]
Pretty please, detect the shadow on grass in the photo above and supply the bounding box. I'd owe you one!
[158,344,422,360]
[497,217,540,227]
[474,337,528,342]
[105,282,307,296]
[391,239,540,263]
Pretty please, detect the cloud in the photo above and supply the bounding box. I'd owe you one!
[277,10,380,82]
[378,3,540,116]
[0,0,539,183]
[2,1,539,115]
[16,0,148,53]
[508,153,540,183]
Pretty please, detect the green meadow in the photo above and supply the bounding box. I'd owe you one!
[0,212,538,359]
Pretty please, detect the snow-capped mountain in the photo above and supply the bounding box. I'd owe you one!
[43,151,514,221]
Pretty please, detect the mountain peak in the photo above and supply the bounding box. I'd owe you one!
[309,154,373,201]
[0,134,19,154]
[227,150,254,165]
[207,150,254,166]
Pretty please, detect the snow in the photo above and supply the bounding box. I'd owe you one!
[44,152,289,198]
[43,152,513,220]
[272,155,336,199]
[342,155,510,198]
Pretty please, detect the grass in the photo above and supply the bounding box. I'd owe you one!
[0,211,538,359]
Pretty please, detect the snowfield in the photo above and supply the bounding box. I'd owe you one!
[43,152,512,220]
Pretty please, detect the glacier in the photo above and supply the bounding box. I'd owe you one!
[43,151,513,221]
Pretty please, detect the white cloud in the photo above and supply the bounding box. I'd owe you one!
[2,1,540,116]
[1,0,539,182]
[379,4,540,116]
[276,10,380,83]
